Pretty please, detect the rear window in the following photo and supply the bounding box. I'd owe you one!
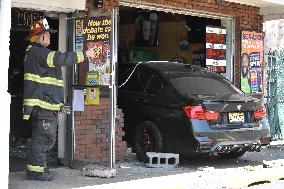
[170,76,242,98]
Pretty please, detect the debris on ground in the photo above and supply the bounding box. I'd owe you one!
[244,165,257,171]
[83,164,117,178]
[197,166,214,171]
[119,164,131,169]
[9,137,29,159]
[146,152,179,168]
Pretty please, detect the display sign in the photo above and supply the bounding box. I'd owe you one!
[81,17,112,86]
[75,20,84,52]
[85,71,100,105]
[82,17,111,42]
[11,8,44,29]
[205,26,227,73]
[241,31,264,93]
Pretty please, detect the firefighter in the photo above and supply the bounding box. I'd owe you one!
[23,18,95,181]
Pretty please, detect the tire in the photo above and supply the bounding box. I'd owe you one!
[135,121,163,162]
[218,150,246,159]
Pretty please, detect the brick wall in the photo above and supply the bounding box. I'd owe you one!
[85,0,119,12]
[74,97,126,166]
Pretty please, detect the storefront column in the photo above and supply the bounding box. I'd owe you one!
[0,0,11,185]
[58,13,68,162]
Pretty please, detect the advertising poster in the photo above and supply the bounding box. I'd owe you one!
[85,71,100,105]
[241,31,264,93]
[205,26,227,73]
[75,20,84,52]
[82,17,112,86]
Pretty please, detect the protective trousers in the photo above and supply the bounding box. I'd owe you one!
[27,107,58,173]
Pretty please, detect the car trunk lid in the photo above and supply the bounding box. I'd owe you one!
[189,94,264,127]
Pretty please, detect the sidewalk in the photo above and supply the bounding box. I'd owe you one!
[9,161,284,189]
[9,141,284,189]
[9,162,195,189]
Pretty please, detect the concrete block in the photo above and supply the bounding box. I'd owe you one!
[146,152,179,168]
[83,164,116,178]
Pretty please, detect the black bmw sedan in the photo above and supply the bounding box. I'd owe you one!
[117,61,270,162]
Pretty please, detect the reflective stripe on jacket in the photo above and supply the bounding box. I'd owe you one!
[23,43,85,120]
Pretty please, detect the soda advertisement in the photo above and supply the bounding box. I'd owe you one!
[85,71,100,105]
[241,31,264,93]
[205,26,227,73]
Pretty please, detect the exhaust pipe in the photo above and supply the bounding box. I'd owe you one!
[250,145,255,151]
[215,146,222,152]
[221,147,227,153]
[255,145,261,152]
[225,147,231,153]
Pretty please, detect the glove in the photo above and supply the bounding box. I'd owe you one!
[60,105,71,114]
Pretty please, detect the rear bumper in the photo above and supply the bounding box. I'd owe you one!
[190,117,270,154]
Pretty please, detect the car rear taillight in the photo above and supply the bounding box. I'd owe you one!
[183,106,219,121]
[253,107,266,120]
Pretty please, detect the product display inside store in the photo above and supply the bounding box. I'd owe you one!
[118,6,231,75]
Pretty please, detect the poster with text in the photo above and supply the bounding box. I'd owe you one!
[206,26,227,73]
[75,20,84,52]
[82,17,111,86]
[85,71,100,105]
[241,31,264,93]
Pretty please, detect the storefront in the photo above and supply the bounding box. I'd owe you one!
[69,0,264,168]
[9,0,86,166]
[7,0,265,170]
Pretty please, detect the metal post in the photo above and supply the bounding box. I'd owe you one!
[58,13,68,162]
[110,8,118,168]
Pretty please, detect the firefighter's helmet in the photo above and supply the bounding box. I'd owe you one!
[25,18,56,40]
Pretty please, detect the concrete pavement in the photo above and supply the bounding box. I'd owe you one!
[8,142,284,189]
[8,163,284,189]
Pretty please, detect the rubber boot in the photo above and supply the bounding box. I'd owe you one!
[26,171,55,181]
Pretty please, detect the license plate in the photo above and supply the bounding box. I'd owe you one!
[228,112,245,123]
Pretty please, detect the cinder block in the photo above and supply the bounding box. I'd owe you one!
[146,152,179,168]
[83,164,116,178]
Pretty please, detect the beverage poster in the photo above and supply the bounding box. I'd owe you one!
[85,71,100,105]
[241,31,264,93]
[205,26,227,73]
[82,17,112,86]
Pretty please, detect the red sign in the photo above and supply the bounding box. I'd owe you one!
[205,26,227,73]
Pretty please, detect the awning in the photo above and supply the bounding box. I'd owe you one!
[11,0,86,13]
